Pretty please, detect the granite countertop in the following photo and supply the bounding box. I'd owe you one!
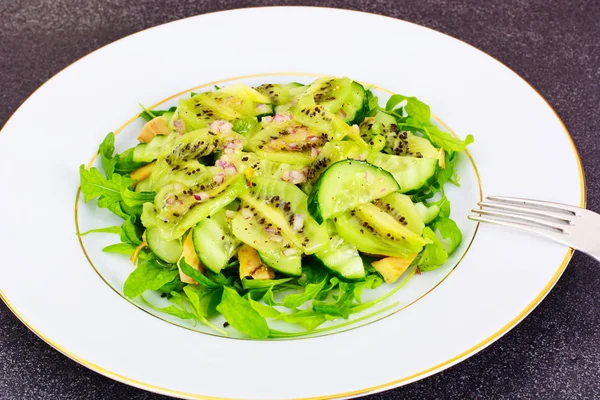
[1,1,599,399]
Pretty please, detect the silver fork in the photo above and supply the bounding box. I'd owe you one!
[468,196,600,261]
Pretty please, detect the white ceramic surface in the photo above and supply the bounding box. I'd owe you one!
[0,7,584,399]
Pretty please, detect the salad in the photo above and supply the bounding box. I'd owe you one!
[79,76,473,339]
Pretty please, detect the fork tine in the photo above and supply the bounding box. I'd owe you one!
[468,215,568,243]
[478,201,574,224]
[471,209,568,232]
[486,196,579,215]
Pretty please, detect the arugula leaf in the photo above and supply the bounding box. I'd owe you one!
[263,286,277,306]
[417,227,449,271]
[386,94,431,126]
[98,132,117,179]
[102,243,138,255]
[158,274,185,294]
[242,278,292,290]
[281,310,327,331]
[120,215,142,245]
[249,298,281,319]
[123,256,179,298]
[270,302,399,338]
[139,104,157,121]
[282,277,327,309]
[432,217,463,255]
[385,93,473,152]
[207,287,223,317]
[315,277,340,301]
[141,295,196,321]
[80,166,134,219]
[366,89,379,114]
[216,287,269,339]
[183,284,214,317]
[422,124,474,153]
[121,187,156,207]
[313,282,355,319]
[181,286,228,335]
[114,148,147,175]
[178,258,221,289]
[139,105,177,122]
[78,225,121,236]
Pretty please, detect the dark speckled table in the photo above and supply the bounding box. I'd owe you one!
[1,1,599,399]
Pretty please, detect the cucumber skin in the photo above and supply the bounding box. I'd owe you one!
[307,160,399,224]
[311,255,366,282]
[345,82,369,126]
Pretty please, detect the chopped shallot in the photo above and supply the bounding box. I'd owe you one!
[225,210,236,219]
[242,208,253,220]
[293,214,304,231]
[209,120,233,134]
[269,234,283,242]
[193,192,209,202]
[213,173,225,184]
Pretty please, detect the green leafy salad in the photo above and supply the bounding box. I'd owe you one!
[79,76,473,339]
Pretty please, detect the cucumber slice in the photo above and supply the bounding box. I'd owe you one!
[240,177,327,254]
[134,179,153,193]
[192,210,240,273]
[315,222,365,281]
[415,203,441,224]
[338,81,368,125]
[302,141,370,194]
[231,209,302,276]
[366,153,437,194]
[335,204,426,258]
[308,160,399,223]
[133,135,169,163]
[146,228,183,263]
[373,193,424,235]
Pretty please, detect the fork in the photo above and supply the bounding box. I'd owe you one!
[468,196,600,261]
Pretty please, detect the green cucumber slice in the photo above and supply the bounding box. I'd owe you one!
[366,153,437,194]
[338,81,368,125]
[315,222,365,281]
[308,160,399,223]
[192,210,240,273]
[133,135,169,163]
[415,203,441,224]
[146,228,182,263]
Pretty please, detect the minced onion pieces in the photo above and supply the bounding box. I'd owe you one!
[193,192,210,202]
[225,210,236,219]
[269,234,283,242]
[242,208,253,220]
[293,214,304,231]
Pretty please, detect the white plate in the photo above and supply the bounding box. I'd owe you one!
[0,7,584,399]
